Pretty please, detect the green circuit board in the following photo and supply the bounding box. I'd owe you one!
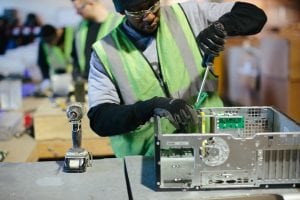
[218,116,245,129]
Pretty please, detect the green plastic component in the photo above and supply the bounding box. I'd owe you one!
[194,92,208,109]
[218,116,245,129]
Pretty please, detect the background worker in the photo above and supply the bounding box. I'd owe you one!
[71,0,122,80]
[88,0,267,157]
[38,24,74,80]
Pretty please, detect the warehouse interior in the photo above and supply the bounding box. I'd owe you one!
[0,0,299,199]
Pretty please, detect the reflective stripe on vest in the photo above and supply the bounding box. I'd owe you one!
[93,4,218,105]
[160,5,218,99]
[75,13,123,74]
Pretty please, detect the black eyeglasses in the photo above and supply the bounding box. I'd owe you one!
[124,1,160,20]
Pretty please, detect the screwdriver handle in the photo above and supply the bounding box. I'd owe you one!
[202,54,214,68]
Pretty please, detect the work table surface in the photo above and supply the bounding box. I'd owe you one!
[0,156,299,200]
[0,158,128,200]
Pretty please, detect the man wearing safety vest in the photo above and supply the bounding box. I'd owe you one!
[71,0,123,80]
[88,0,267,157]
[38,24,74,79]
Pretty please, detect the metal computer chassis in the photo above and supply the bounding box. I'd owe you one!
[154,107,300,190]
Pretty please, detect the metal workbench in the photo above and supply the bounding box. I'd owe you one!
[0,158,128,200]
[0,156,299,200]
[124,156,300,200]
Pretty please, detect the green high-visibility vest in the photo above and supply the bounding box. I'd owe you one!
[75,13,123,74]
[93,4,223,157]
[42,26,74,75]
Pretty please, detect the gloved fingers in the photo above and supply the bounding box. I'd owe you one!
[153,108,188,131]
[212,22,227,38]
[174,113,189,133]
[185,106,198,124]
[179,108,195,123]
[174,114,182,127]
[213,28,227,38]
[152,97,197,131]
[179,107,195,124]
[174,107,198,133]
[154,108,180,129]
[205,34,225,49]
[201,35,225,56]
[200,42,220,57]
[179,109,189,122]
[180,107,197,123]
[153,108,171,118]
[211,35,226,46]
[207,39,225,52]
[183,106,198,133]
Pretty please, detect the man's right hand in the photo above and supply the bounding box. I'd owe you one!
[151,97,197,132]
[197,21,227,57]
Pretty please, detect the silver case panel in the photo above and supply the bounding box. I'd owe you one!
[154,107,300,190]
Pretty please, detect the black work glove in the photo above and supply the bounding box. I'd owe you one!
[88,96,198,136]
[151,97,197,132]
[197,21,227,57]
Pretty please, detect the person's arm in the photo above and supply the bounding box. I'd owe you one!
[37,41,50,79]
[217,2,267,36]
[87,51,144,136]
[88,98,195,136]
[193,1,267,56]
[88,100,154,136]
[88,52,195,136]
[182,1,267,36]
